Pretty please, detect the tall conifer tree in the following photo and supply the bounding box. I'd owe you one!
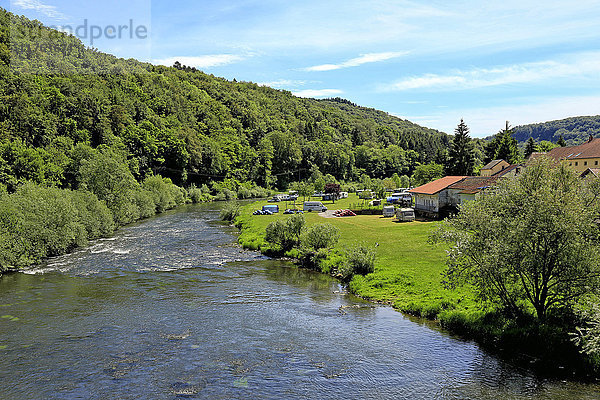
[524,137,538,159]
[446,119,475,176]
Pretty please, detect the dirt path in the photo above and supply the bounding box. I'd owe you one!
[318,210,338,218]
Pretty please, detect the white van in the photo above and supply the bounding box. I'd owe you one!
[303,201,327,212]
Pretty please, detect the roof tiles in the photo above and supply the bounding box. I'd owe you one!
[409,176,467,195]
[546,138,600,160]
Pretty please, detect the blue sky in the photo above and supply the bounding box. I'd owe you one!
[5,0,600,137]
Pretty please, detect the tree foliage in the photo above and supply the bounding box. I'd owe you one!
[524,137,537,159]
[432,157,600,319]
[446,119,475,176]
[485,121,519,164]
[0,8,450,192]
[512,116,600,146]
[412,162,444,186]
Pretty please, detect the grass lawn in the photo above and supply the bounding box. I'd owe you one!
[236,193,478,318]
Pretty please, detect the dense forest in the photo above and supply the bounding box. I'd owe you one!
[0,8,450,193]
[512,116,600,146]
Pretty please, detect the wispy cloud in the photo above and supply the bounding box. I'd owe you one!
[258,79,308,88]
[381,51,600,91]
[12,0,65,19]
[292,89,343,98]
[152,55,245,69]
[304,51,408,72]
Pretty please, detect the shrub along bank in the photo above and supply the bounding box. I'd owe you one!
[234,194,599,376]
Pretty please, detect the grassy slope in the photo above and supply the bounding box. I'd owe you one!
[236,193,478,318]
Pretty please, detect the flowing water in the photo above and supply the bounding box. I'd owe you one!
[1,202,599,399]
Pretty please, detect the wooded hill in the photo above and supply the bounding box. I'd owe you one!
[0,8,449,192]
[512,115,600,146]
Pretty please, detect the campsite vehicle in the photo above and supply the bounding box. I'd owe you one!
[382,205,395,217]
[387,192,412,205]
[396,207,415,222]
[339,192,348,199]
[303,201,327,212]
[322,193,335,201]
[262,204,279,213]
[268,194,287,202]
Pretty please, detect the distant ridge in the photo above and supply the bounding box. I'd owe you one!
[512,115,600,146]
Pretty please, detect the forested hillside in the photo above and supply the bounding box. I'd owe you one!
[512,116,600,146]
[0,8,449,193]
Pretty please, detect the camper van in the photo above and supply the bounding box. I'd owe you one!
[303,201,327,212]
[382,205,395,217]
[396,207,415,222]
[262,204,279,213]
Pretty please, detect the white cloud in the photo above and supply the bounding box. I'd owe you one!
[381,51,600,91]
[258,79,308,88]
[152,55,245,69]
[12,0,65,19]
[292,89,343,98]
[304,51,408,71]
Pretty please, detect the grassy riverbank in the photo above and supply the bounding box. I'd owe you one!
[236,193,477,316]
[235,194,596,376]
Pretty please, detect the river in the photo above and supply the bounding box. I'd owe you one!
[1,202,599,399]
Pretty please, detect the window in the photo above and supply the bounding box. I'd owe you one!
[584,161,588,166]
[596,161,598,166]
[575,162,578,166]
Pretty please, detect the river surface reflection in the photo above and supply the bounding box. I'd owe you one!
[1,203,599,399]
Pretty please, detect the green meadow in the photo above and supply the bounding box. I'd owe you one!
[235,193,478,318]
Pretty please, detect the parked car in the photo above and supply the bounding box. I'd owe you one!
[396,207,415,222]
[303,201,327,212]
[382,205,395,217]
[283,209,303,214]
[333,209,356,217]
[253,209,273,215]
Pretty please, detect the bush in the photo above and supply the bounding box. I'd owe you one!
[220,203,241,222]
[142,175,181,213]
[71,190,115,238]
[188,185,203,203]
[215,188,237,201]
[302,223,340,251]
[133,188,156,219]
[0,183,117,271]
[347,243,376,276]
[264,214,305,252]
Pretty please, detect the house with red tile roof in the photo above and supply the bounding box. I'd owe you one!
[447,176,500,205]
[542,137,600,173]
[409,176,467,218]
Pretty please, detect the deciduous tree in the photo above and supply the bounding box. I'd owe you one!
[431,157,600,319]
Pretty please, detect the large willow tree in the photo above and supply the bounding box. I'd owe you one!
[432,157,600,319]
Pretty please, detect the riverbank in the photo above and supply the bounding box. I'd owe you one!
[235,194,599,378]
